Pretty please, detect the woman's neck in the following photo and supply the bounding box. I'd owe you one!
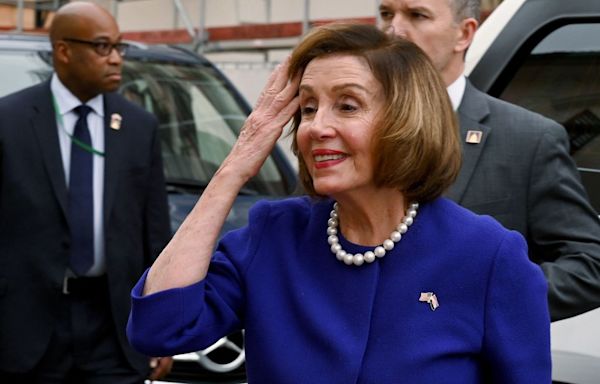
[333,189,408,246]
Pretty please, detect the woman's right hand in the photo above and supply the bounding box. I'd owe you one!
[220,57,300,182]
[143,58,300,295]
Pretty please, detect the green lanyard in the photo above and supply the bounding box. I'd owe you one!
[52,95,105,157]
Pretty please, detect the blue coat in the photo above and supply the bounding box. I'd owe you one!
[128,197,551,383]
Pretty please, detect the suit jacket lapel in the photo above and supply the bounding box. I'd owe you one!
[446,80,492,203]
[102,93,123,225]
[31,81,69,216]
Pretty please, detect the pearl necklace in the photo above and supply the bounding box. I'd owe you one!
[327,201,419,266]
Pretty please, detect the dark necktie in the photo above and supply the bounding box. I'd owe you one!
[68,105,94,275]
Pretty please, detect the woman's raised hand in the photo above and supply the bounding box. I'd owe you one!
[221,57,300,181]
[144,59,300,295]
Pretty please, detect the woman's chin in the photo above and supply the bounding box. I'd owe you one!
[312,182,344,197]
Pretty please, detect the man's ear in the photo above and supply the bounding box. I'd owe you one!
[53,41,70,64]
[455,17,479,54]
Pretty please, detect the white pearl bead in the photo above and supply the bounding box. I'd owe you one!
[353,253,365,266]
[398,223,408,234]
[383,239,394,251]
[364,251,375,263]
[344,254,354,265]
[328,201,418,266]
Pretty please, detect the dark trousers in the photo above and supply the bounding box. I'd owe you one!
[0,276,147,384]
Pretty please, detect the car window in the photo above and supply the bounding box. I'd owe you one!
[120,60,287,196]
[496,23,600,211]
[0,48,290,197]
[0,51,52,94]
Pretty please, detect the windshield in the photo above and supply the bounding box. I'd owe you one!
[0,49,290,196]
[120,59,287,195]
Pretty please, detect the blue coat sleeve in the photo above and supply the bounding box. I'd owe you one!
[127,200,271,357]
[483,230,552,383]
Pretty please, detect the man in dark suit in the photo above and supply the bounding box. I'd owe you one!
[378,0,600,321]
[0,2,172,382]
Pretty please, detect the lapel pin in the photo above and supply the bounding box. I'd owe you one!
[110,113,122,130]
[465,130,482,144]
[419,292,440,311]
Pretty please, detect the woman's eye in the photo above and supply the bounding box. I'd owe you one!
[340,103,358,112]
[300,106,316,116]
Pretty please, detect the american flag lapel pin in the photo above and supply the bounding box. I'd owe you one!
[110,113,122,130]
[465,130,482,144]
[419,292,440,311]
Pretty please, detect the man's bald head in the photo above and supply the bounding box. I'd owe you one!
[50,1,117,44]
[49,1,124,102]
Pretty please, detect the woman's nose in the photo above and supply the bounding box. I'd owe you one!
[308,110,335,140]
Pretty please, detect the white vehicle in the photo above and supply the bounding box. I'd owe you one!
[466,1,600,383]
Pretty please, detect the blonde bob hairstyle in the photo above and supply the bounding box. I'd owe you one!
[288,23,461,203]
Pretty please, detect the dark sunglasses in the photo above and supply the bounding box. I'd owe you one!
[63,38,129,57]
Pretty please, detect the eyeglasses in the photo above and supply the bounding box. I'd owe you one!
[63,38,129,57]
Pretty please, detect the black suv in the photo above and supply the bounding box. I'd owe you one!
[0,33,298,383]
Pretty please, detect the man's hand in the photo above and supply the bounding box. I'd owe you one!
[148,356,174,381]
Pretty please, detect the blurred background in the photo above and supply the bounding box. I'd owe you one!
[0,0,503,106]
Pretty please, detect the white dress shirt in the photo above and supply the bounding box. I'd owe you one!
[51,74,106,276]
[447,75,466,112]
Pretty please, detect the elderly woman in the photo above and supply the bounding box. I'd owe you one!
[127,24,550,383]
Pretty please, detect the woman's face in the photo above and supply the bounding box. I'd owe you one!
[296,54,384,197]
